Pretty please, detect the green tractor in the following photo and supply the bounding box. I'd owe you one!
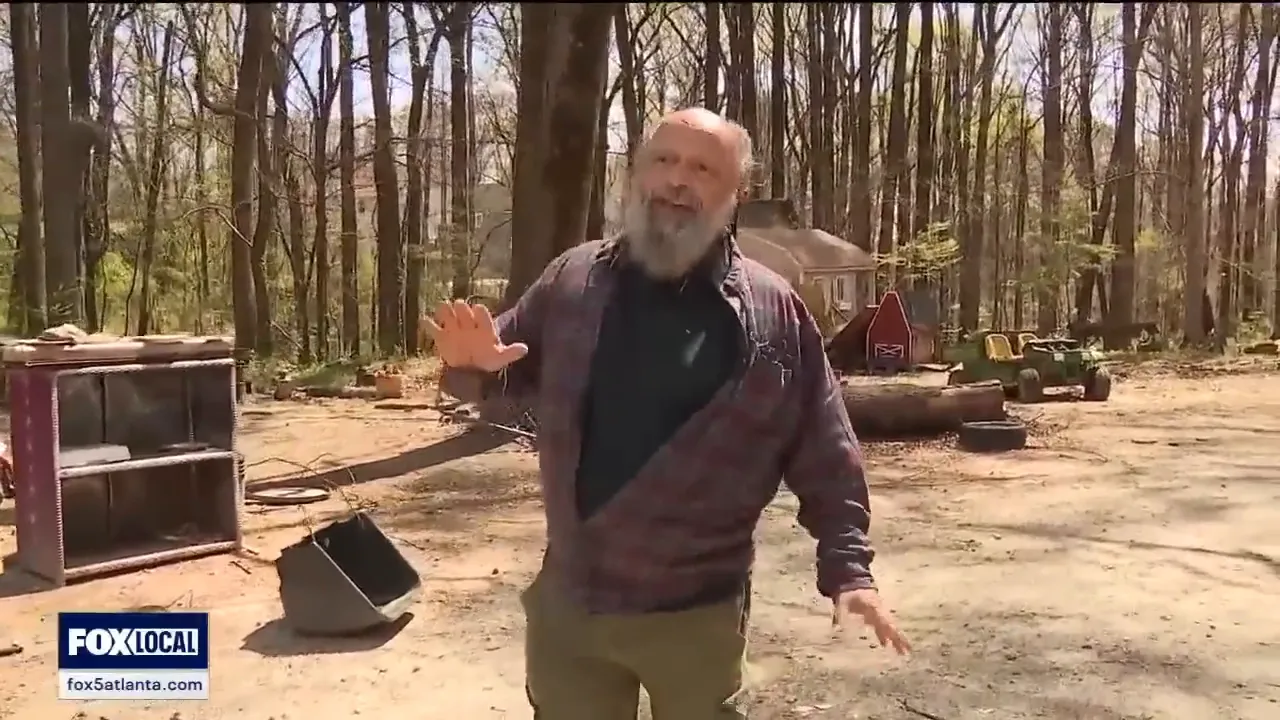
[943,330,1112,403]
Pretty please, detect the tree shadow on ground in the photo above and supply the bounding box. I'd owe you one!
[239,449,542,575]
[245,427,514,493]
[238,451,543,575]
[955,520,1280,578]
[363,471,543,575]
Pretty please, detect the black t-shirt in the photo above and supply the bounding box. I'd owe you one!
[575,261,742,519]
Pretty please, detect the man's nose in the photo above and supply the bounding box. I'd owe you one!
[659,162,695,188]
[661,181,694,202]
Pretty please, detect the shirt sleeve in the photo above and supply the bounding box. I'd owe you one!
[779,294,876,598]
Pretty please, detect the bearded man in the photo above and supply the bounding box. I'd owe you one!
[428,108,909,720]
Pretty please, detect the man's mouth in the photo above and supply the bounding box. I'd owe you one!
[651,197,695,213]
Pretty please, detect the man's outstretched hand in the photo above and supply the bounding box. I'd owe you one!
[425,300,529,372]
[833,588,911,655]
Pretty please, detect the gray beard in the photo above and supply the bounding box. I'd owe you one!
[620,190,733,280]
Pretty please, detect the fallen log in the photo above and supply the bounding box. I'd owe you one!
[442,367,1005,440]
[842,380,1006,439]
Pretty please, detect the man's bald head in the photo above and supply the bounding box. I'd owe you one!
[621,108,754,280]
[648,108,755,185]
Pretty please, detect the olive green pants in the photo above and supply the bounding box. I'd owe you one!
[522,570,750,720]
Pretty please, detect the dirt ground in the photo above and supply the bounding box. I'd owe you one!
[2,360,1279,720]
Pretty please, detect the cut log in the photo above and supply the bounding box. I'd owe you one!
[841,380,1006,439]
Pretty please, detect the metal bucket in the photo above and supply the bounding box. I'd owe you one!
[275,512,421,636]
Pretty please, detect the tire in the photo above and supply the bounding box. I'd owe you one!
[957,420,1028,453]
[1083,367,1112,401]
[245,486,332,506]
[1016,368,1043,403]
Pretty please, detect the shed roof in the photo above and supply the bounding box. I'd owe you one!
[740,227,875,272]
[736,198,874,272]
[735,232,804,285]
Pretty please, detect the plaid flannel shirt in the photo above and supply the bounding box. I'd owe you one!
[490,237,875,613]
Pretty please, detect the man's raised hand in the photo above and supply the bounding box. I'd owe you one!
[425,300,529,372]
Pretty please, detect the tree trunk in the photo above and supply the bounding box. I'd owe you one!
[67,4,91,309]
[806,4,833,230]
[877,2,909,293]
[402,4,443,352]
[1106,3,1156,342]
[338,2,360,355]
[768,3,786,199]
[39,3,83,327]
[703,2,721,111]
[504,5,616,305]
[277,11,308,362]
[248,21,276,354]
[1241,5,1273,314]
[10,3,45,334]
[1037,4,1065,335]
[960,6,1012,331]
[850,2,874,254]
[84,4,119,333]
[1215,7,1250,351]
[728,3,758,177]
[1185,4,1207,344]
[446,3,473,302]
[366,1,405,353]
[910,1,935,274]
[136,22,175,336]
[1012,116,1030,329]
[613,8,644,163]
[311,3,337,361]
[227,3,270,352]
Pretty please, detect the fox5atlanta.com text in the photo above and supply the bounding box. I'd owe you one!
[58,612,210,701]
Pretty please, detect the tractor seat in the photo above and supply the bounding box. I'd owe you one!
[984,333,1017,362]
[1015,332,1038,353]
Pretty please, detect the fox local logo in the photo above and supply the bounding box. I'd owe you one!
[66,626,200,657]
[58,611,210,671]
[58,612,211,701]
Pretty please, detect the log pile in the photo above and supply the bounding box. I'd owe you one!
[842,380,1006,439]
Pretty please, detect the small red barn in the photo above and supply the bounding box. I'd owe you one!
[825,303,877,374]
[866,290,913,373]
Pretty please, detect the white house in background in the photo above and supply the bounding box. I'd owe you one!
[736,199,876,312]
[351,161,514,280]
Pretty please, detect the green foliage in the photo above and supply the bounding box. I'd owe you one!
[246,356,364,391]
[888,221,961,282]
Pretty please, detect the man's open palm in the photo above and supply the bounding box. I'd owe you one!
[426,300,529,372]
[833,588,911,655]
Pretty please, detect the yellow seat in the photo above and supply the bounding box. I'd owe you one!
[1016,332,1038,353]
[984,333,1016,362]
